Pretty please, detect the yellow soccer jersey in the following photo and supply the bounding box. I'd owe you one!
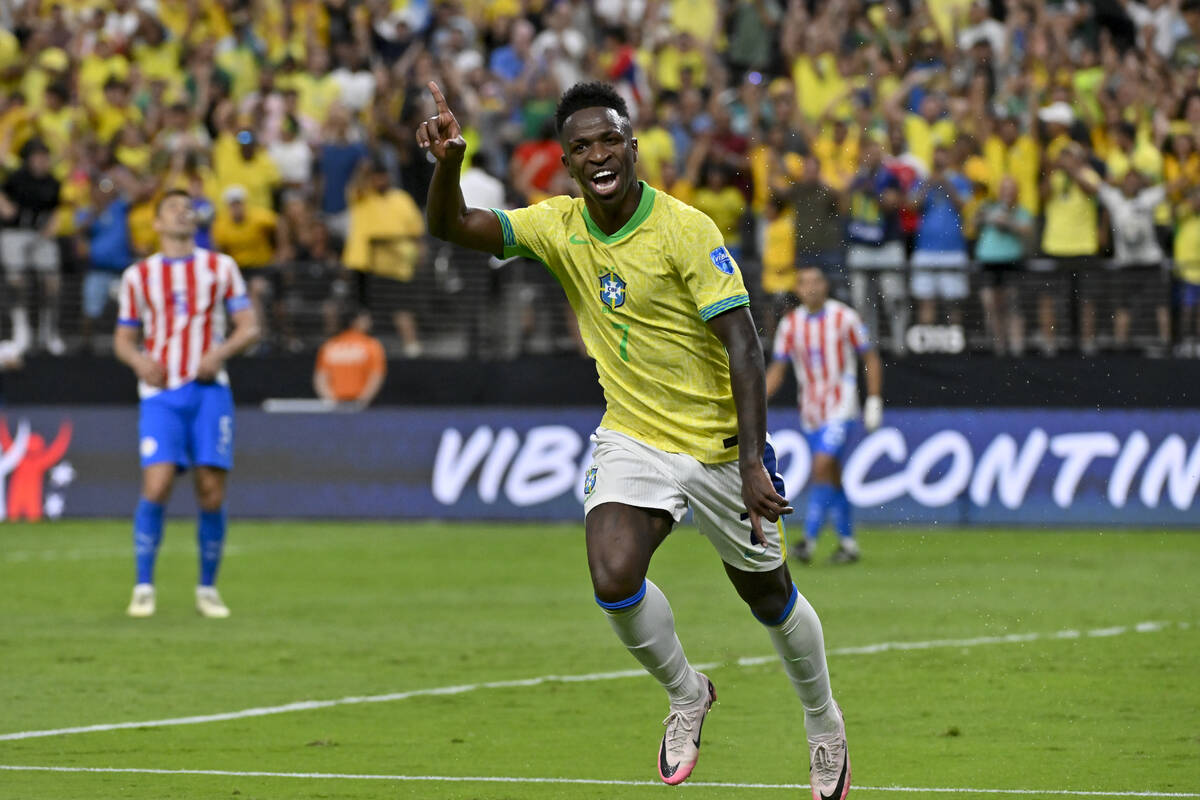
[494,183,749,463]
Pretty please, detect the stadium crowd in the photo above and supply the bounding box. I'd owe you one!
[0,0,1198,359]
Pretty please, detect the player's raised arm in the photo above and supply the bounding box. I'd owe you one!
[417,82,504,256]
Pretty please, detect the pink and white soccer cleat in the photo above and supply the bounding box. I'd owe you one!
[657,673,717,785]
[809,702,851,800]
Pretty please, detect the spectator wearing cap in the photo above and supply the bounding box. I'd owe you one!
[214,126,282,212]
[212,184,287,345]
[342,159,425,357]
[0,140,63,354]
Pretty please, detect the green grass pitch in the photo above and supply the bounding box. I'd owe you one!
[1,520,1197,799]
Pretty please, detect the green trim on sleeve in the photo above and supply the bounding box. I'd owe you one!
[491,208,539,260]
[491,208,516,247]
[698,293,750,321]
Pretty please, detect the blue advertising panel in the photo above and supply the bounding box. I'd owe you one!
[0,407,1196,525]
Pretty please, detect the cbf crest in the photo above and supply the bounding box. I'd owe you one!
[598,272,627,310]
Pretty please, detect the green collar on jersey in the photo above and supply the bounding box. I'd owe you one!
[581,181,656,244]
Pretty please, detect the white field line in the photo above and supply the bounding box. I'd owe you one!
[1,545,247,563]
[0,620,1182,744]
[0,766,1196,797]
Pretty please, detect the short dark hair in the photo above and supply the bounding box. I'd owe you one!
[20,139,48,160]
[554,82,629,137]
[156,188,192,215]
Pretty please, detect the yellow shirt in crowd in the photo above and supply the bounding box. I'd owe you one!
[1042,169,1099,257]
[811,131,859,191]
[343,189,425,279]
[792,54,845,123]
[904,114,957,172]
[213,206,278,269]
[634,126,675,190]
[984,134,1040,214]
[213,134,281,210]
[1175,204,1200,285]
[692,186,745,249]
[761,210,797,294]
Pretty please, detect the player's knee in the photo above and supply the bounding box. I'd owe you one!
[195,483,225,511]
[197,491,224,511]
[589,552,646,605]
[141,465,174,503]
[142,480,171,505]
[747,584,795,626]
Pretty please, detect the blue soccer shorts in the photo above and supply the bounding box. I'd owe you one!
[806,420,856,462]
[138,381,235,471]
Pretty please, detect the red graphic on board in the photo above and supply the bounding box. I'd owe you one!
[0,418,72,521]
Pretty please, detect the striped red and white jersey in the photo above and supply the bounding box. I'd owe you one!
[772,299,872,430]
[117,249,250,398]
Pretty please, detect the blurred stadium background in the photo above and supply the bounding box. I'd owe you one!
[0,0,1197,797]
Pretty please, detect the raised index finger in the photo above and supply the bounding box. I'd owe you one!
[427,81,450,114]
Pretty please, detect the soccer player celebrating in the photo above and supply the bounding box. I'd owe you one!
[418,82,851,798]
[113,189,260,618]
[767,267,883,565]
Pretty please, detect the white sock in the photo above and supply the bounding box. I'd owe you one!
[602,579,705,707]
[765,586,840,737]
[11,308,30,349]
[38,305,59,342]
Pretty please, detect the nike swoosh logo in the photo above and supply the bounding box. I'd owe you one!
[659,741,681,778]
[569,234,588,245]
[819,754,849,800]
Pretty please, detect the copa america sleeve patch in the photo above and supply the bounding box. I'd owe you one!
[709,246,735,275]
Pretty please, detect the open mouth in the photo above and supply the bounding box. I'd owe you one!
[589,169,620,196]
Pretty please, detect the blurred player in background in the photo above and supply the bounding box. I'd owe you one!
[113,189,260,618]
[767,266,883,565]
[419,81,851,798]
